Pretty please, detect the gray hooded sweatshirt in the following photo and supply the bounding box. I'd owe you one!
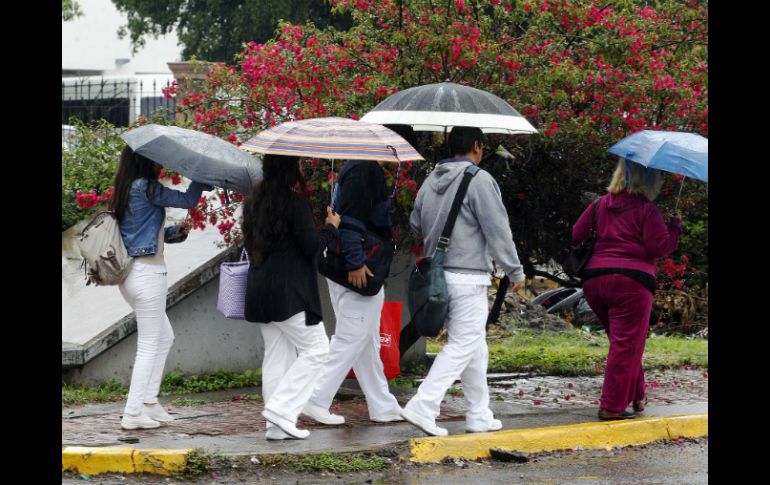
[410,158,525,284]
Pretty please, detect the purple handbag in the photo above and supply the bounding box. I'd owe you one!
[216,249,249,319]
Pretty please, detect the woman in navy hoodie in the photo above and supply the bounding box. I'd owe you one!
[573,158,681,420]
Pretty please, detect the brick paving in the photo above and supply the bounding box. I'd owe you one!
[62,394,464,447]
[485,367,708,410]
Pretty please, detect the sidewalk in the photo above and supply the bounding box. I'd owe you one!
[62,370,708,473]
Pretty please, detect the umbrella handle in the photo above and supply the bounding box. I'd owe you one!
[387,145,402,200]
[674,177,686,213]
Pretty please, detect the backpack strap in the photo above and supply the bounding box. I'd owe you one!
[436,164,480,252]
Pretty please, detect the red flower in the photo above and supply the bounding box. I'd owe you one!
[518,389,524,397]
[534,400,542,406]
[567,383,574,389]
[544,122,559,136]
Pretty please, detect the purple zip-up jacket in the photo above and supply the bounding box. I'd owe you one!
[572,191,682,276]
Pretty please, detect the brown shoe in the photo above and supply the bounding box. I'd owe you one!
[632,397,648,413]
[598,408,636,421]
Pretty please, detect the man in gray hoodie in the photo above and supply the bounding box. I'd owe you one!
[401,126,526,436]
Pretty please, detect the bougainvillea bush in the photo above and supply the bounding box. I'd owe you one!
[62,119,124,230]
[73,1,708,332]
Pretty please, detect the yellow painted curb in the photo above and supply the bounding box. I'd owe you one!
[62,447,192,476]
[409,414,708,463]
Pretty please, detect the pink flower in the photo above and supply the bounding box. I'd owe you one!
[518,389,524,397]
[568,383,574,389]
[534,400,542,406]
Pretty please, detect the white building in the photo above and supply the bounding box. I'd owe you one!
[62,0,185,126]
[62,0,183,77]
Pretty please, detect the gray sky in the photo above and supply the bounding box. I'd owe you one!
[62,0,183,75]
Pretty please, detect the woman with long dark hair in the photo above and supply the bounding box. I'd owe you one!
[110,145,212,430]
[241,154,341,440]
[573,158,681,420]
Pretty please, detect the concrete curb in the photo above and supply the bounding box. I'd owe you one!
[62,414,708,474]
[409,414,708,463]
[62,447,192,476]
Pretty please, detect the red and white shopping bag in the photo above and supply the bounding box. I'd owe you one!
[347,301,402,380]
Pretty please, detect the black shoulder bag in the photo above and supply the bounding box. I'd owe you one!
[563,197,600,278]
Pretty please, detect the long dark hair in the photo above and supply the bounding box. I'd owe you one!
[242,154,307,264]
[109,145,160,220]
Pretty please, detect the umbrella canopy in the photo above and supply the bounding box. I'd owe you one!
[241,117,424,162]
[361,81,537,135]
[121,124,262,194]
[608,130,708,182]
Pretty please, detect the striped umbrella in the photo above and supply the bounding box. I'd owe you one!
[241,117,424,162]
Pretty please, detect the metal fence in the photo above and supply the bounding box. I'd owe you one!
[62,78,177,127]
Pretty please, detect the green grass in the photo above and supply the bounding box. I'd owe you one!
[255,452,390,473]
[161,368,262,394]
[183,449,232,476]
[429,330,707,376]
[62,368,263,407]
[61,379,127,406]
[171,398,207,407]
[389,375,417,388]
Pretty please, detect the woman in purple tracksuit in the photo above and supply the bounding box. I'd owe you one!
[572,158,681,420]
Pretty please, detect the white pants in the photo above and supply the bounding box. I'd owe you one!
[309,279,401,418]
[119,262,174,417]
[260,312,330,427]
[404,277,495,429]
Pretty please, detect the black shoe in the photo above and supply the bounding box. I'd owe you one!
[598,408,636,421]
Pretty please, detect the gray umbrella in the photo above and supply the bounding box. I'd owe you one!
[120,124,262,194]
[361,81,537,135]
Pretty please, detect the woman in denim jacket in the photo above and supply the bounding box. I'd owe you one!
[109,146,212,430]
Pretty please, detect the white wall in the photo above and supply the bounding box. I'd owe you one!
[62,0,183,75]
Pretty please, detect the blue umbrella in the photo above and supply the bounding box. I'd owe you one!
[608,130,708,182]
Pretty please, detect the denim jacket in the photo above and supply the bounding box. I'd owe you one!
[120,178,211,257]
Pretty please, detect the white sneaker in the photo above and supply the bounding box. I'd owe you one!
[371,409,405,423]
[265,426,292,440]
[302,401,345,425]
[143,403,174,422]
[262,408,310,439]
[466,418,503,433]
[401,407,448,437]
[121,413,161,430]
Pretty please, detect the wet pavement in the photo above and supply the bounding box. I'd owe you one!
[61,438,708,484]
[62,369,707,455]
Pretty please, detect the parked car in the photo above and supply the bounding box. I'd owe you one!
[532,286,602,331]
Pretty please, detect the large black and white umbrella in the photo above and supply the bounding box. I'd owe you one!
[361,81,537,135]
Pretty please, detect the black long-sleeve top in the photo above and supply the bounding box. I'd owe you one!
[244,197,338,326]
